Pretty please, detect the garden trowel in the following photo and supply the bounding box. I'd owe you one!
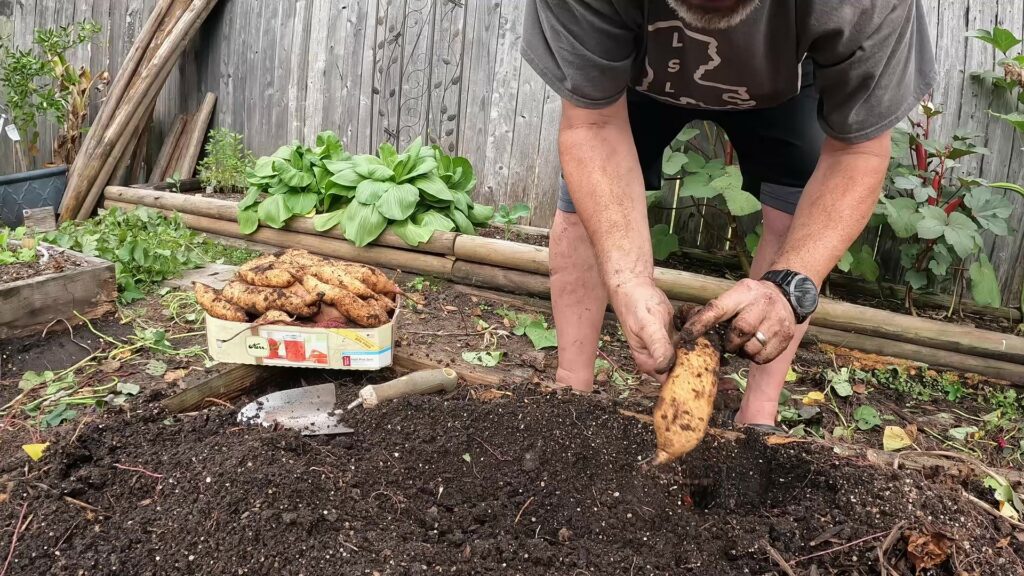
[237,368,459,435]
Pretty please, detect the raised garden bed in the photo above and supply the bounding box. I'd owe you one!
[3,271,1024,575]
[100,187,1024,383]
[0,244,116,339]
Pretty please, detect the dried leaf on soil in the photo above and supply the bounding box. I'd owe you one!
[882,426,915,452]
[905,530,954,571]
[22,443,48,461]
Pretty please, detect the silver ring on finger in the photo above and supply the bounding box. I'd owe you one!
[754,330,768,347]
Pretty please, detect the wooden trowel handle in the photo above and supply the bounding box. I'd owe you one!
[358,368,459,408]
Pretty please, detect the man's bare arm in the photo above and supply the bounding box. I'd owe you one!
[771,133,892,285]
[558,96,676,377]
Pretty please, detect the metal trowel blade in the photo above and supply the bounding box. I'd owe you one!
[237,383,354,435]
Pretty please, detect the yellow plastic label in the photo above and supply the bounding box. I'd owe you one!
[331,329,376,350]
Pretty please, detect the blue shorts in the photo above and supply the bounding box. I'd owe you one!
[558,86,824,216]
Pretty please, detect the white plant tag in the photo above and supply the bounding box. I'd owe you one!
[5,122,21,142]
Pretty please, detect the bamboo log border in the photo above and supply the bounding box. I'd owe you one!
[102,188,1024,381]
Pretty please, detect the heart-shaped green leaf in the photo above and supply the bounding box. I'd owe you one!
[376,183,420,221]
[356,180,395,204]
[342,202,388,247]
[257,194,293,228]
[313,208,346,233]
[285,191,318,215]
[413,173,453,200]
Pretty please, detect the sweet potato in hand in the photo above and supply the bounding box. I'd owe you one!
[652,335,721,465]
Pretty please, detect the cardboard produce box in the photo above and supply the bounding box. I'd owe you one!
[204,306,399,370]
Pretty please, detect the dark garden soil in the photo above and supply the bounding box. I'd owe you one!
[2,278,1024,575]
[1,390,1021,575]
[187,190,246,202]
[0,250,84,286]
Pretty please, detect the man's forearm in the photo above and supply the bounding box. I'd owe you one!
[771,134,892,286]
[558,97,653,294]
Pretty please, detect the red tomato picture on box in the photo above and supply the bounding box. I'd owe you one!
[258,331,329,366]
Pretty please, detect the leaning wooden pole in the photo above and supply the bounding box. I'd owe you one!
[150,114,189,183]
[174,92,218,179]
[62,0,219,221]
[63,0,176,206]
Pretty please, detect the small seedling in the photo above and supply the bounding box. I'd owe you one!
[165,172,183,194]
[491,203,531,240]
[407,277,428,292]
[824,367,854,398]
[853,405,882,430]
[0,227,38,265]
[496,309,557,350]
[462,351,503,367]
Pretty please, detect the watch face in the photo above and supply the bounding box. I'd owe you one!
[789,275,819,314]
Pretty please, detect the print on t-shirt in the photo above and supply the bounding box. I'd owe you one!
[637,20,758,109]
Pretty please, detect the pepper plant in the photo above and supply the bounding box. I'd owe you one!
[876,103,1017,309]
[0,20,106,165]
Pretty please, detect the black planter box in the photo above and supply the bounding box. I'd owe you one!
[0,165,68,227]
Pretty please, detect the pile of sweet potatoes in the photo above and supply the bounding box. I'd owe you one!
[193,249,400,328]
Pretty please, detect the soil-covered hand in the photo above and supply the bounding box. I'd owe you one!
[608,278,677,383]
[682,279,795,364]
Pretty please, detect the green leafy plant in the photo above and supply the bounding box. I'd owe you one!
[462,351,503,367]
[43,206,247,302]
[198,128,254,192]
[0,20,106,165]
[650,224,679,261]
[165,172,183,194]
[492,203,531,240]
[853,405,882,431]
[969,26,1024,124]
[659,125,873,279]
[15,369,140,428]
[496,309,557,350]
[659,126,761,273]
[824,367,855,398]
[0,227,38,265]
[241,133,494,247]
[878,104,1017,311]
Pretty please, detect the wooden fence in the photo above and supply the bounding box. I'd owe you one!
[1,0,1023,304]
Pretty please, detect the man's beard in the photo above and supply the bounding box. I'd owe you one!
[665,0,761,30]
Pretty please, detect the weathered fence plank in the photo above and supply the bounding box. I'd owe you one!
[4,0,1024,304]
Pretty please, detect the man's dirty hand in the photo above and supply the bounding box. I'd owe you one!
[609,278,677,383]
[682,279,795,364]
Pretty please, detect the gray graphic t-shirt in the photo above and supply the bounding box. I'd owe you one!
[522,0,936,143]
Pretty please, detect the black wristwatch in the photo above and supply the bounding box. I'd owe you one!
[760,270,819,324]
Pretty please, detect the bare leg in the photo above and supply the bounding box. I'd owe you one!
[550,209,609,392]
[735,206,812,426]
